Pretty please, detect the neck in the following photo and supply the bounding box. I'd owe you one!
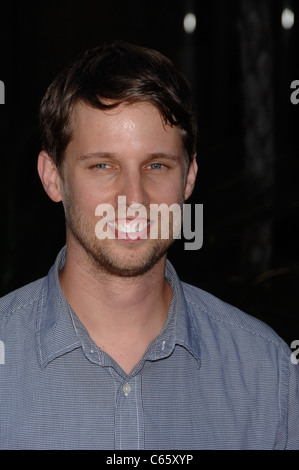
[59,242,172,373]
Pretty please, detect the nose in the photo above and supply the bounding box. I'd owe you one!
[117,168,150,208]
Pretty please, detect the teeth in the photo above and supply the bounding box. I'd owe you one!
[108,221,150,233]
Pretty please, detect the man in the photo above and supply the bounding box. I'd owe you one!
[0,41,298,450]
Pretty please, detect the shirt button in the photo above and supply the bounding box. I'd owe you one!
[122,383,131,396]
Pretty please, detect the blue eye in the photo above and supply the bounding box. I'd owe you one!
[95,163,110,169]
[150,163,163,170]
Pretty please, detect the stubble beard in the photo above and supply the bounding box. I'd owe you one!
[62,196,181,278]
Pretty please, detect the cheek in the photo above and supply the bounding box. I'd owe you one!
[62,179,92,214]
[154,178,184,205]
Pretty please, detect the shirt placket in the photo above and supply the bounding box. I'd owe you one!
[111,370,144,450]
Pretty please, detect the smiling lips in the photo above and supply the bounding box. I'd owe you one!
[107,218,151,240]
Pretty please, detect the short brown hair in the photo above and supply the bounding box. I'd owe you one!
[40,40,197,167]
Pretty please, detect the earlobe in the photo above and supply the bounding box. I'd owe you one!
[184,154,198,201]
[37,151,62,202]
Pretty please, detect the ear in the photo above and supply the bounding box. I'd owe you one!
[37,151,63,202]
[184,154,198,201]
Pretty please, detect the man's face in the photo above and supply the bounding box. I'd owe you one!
[58,101,196,277]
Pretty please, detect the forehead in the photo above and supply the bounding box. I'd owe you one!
[68,101,185,157]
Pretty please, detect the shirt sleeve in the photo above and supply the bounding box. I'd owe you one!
[285,360,299,449]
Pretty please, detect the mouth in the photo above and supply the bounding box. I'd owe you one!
[107,218,151,241]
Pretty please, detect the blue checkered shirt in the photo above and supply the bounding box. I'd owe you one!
[0,247,298,449]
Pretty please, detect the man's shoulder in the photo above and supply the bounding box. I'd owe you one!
[0,277,46,321]
[181,280,290,355]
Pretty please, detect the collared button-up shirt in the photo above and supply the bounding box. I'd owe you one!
[0,247,298,450]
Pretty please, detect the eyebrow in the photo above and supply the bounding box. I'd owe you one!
[78,152,181,162]
[78,152,119,161]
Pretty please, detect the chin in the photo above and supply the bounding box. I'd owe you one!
[94,245,170,278]
[79,237,171,278]
[65,211,175,278]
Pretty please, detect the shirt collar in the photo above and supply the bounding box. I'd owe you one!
[37,246,201,369]
[144,259,201,366]
[36,247,81,369]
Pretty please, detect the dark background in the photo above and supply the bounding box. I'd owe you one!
[0,0,298,345]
